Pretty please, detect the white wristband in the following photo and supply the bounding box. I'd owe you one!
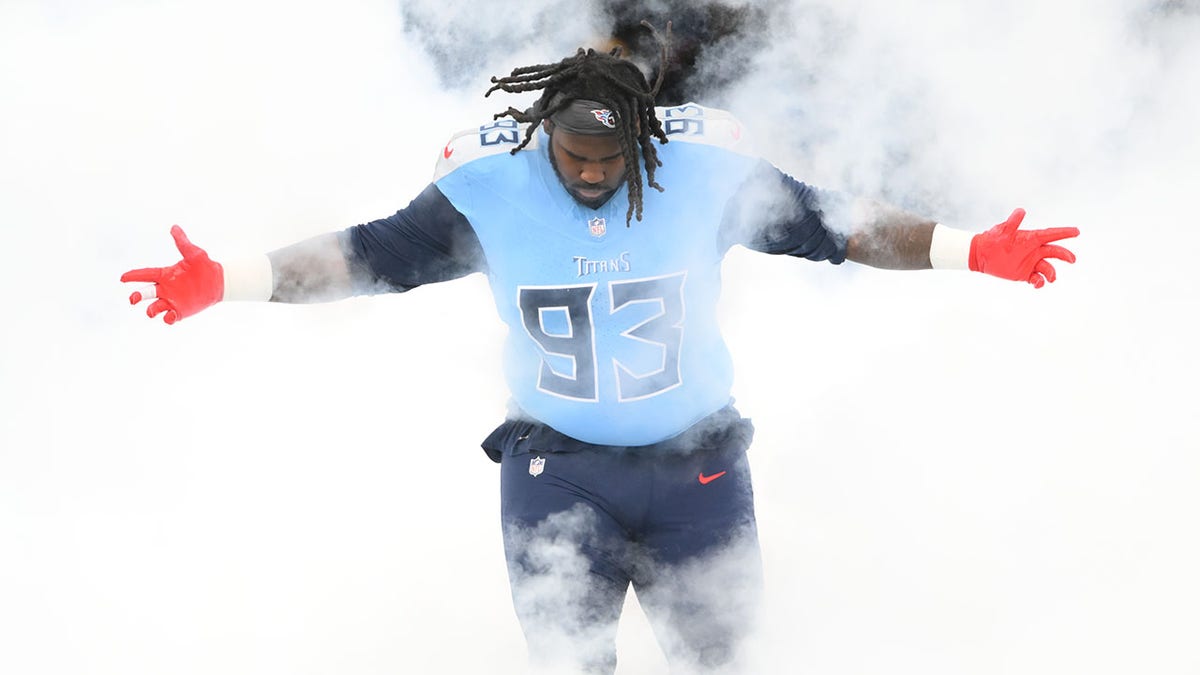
[220,254,274,302]
[928,223,975,271]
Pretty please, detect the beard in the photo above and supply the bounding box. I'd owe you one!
[567,186,618,210]
[548,145,622,210]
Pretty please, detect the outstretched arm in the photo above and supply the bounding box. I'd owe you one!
[846,202,1080,288]
[120,227,358,324]
[121,185,485,324]
[725,164,1079,287]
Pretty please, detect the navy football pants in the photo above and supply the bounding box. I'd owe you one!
[487,410,762,673]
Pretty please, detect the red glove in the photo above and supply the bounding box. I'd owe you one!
[970,209,1079,288]
[121,225,223,324]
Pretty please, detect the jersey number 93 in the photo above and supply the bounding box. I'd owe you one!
[518,273,686,403]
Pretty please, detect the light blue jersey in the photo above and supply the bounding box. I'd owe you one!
[432,105,759,446]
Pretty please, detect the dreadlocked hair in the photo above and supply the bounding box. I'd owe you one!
[485,21,673,226]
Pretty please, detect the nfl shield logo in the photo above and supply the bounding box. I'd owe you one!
[588,217,606,237]
[529,456,546,477]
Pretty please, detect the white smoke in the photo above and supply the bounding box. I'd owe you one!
[1,0,1198,674]
[503,505,624,673]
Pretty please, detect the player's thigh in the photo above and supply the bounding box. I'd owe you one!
[500,450,633,672]
[635,449,764,668]
[499,449,635,575]
[642,445,760,563]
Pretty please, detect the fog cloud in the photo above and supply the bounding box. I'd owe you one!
[2,1,1197,673]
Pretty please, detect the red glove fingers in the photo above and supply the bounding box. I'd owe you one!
[1039,244,1077,263]
[1029,243,1080,287]
[1031,259,1055,287]
[120,267,166,283]
[969,209,1080,288]
[170,224,208,260]
[1032,227,1082,246]
[127,285,156,305]
[121,225,224,324]
[146,299,178,324]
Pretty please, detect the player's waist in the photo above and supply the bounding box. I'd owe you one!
[480,403,754,463]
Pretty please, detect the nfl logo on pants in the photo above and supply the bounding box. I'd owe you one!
[529,456,545,477]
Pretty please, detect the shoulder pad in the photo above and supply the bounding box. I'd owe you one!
[655,103,751,154]
[433,119,540,181]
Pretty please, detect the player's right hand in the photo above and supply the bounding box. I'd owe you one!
[121,225,224,325]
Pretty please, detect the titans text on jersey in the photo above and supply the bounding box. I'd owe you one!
[574,251,632,277]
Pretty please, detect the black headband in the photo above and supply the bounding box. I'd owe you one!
[548,98,620,135]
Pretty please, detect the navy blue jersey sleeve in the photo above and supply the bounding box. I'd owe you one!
[719,160,847,264]
[340,183,485,294]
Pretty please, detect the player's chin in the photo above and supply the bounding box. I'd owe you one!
[570,187,618,210]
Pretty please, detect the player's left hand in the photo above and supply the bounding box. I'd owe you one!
[969,208,1079,288]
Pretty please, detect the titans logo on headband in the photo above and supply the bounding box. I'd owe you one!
[590,109,616,129]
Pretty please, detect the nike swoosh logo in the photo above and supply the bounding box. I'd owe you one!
[443,144,454,159]
[698,471,727,485]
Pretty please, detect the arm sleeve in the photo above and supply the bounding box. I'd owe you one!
[339,183,486,294]
[719,160,848,264]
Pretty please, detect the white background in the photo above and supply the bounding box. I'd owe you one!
[2,1,1197,673]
